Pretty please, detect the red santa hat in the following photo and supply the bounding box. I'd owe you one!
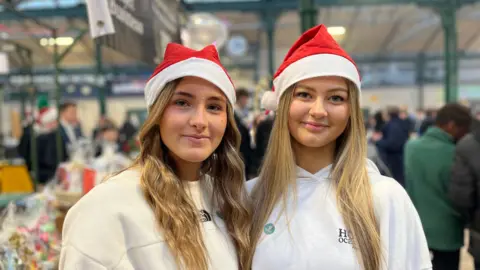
[262,24,361,111]
[144,43,236,107]
[38,107,58,125]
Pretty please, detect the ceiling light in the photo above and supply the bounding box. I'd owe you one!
[39,37,74,46]
[327,26,346,36]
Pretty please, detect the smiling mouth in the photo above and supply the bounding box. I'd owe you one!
[302,122,329,128]
[184,135,210,140]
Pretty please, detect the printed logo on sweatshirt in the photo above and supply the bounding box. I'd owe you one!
[338,228,353,244]
[264,223,275,235]
[200,210,212,222]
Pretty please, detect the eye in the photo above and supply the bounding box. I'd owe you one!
[207,104,224,112]
[294,91,312,99]
[174,99,189,107]
[329,95,346,103]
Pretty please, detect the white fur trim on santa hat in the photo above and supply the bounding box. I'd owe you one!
[144,57,235,107]
[261,91,278,111]
[40,108,58,125]
[265,54,361,111]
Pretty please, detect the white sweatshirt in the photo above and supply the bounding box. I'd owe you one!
[247,162,432,270]
[59,170,238,270]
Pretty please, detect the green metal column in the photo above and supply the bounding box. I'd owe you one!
[53,29,63,165]
[439,6,458,103]
[253,28,262,83]
[20,89,27,119]
[95,39,107,116]
[300,0,317,32]
[264,13,277,87]
[28,87,38,188]
[0,83,4,160]
[26,50,38,188]
[415,53,426,110]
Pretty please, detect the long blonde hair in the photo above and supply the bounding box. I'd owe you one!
[123,80,251,270]
[247,82,382,269]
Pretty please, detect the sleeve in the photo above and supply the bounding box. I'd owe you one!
[373,178,432,270]
[449,145,476,220]
[403,141,417,203]
[59,184,126,269]
[59,245,108,270]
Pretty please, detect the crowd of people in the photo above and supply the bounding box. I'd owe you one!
[15,101,141,189]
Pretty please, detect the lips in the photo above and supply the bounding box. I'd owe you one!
[303,121,328,128]
[302,121,329,132]
[184,134,209,139]
[183,134,210,145]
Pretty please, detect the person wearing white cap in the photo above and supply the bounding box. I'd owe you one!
[60,43,251,270]
[246,25,432,270]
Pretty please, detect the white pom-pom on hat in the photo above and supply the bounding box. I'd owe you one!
[261,91,278,111]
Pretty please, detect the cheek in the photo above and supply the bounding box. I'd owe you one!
[328,105,350,126]
[159,108,183,140]
[210,114,228,140]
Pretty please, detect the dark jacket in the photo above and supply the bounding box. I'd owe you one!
[253,116,274,175]
[450,120,480,259]
[376,116,410,185]
[37,130,68,184]
[17,125,33,170]
[234,113,253,178]
[405,126,465,251]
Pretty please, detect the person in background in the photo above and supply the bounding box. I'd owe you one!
[234,89,254,178]
[449,117,480,269]
[234,88,252,127]
[60,43,251,269]
[419,108,437,136]
[415,108,426,132]
[94,123,120,157]
[405,103,472,270]
[92,116,113,140]
[252,113,274,176]
[59,101,83,157]
[36,107,67,186]
[247,24,430,270]
[373,106,410,186]
[400,106,415,134]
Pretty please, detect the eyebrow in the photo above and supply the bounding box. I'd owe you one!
[174,91,226,102]
[296,84,348,92]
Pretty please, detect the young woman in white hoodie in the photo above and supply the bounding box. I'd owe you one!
[60,43,251,270]
[246,25,432,270]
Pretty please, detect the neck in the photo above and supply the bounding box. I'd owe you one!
[174,158,202,182]
[292,140,336,174]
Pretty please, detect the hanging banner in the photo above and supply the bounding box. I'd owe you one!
[96,0,182,65]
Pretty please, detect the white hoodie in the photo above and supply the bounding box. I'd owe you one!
[247,161,432,270]
[59,170,238,270]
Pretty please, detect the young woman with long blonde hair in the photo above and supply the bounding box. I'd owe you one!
[60,43,251,270]
[247,25,431,270]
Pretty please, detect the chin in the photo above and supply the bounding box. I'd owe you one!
[296,134,335,149]
[177,149,213,163]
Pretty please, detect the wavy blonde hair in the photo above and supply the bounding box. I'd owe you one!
[247,82,382,270]
[120,80,251,270]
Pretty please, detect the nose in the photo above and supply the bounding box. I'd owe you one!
[309,98,328,118]
[189,106,207,130]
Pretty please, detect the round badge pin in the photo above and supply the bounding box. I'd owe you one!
[264,223,275,235]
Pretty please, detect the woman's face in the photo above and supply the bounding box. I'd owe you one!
[288,76,350,149]
[159,76,228,164]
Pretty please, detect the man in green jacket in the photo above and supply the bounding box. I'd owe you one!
[405,103,472,270]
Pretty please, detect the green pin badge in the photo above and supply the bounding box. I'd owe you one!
[264,223,275,235]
